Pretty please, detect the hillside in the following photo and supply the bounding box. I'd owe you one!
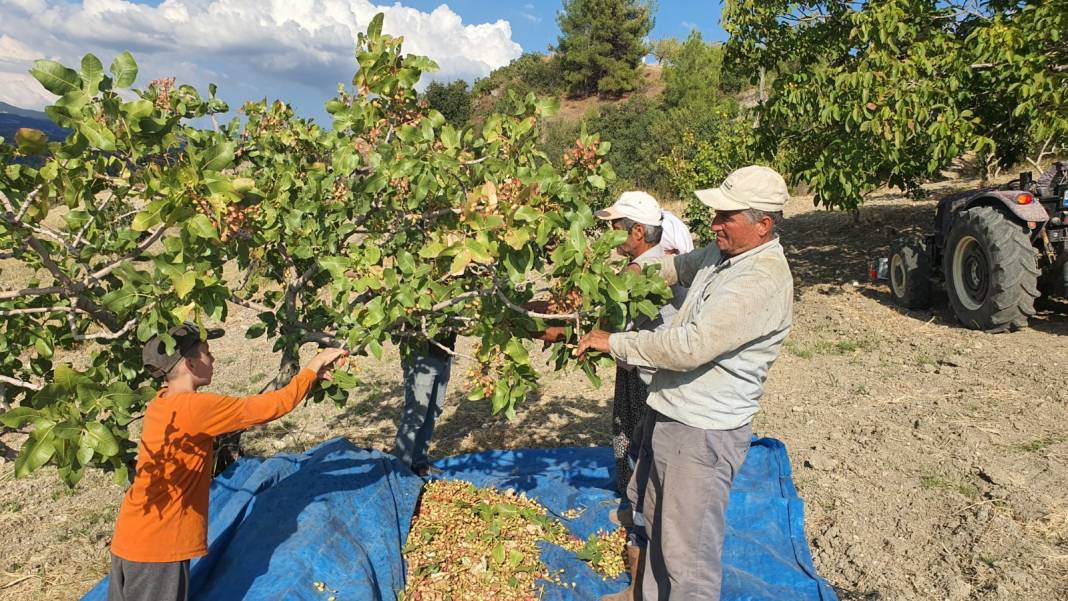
[472,62,666,124]
[0,101,69,145]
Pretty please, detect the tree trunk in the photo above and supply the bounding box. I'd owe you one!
[211,345,301,475]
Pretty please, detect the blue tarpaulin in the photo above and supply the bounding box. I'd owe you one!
[84,437,837,600]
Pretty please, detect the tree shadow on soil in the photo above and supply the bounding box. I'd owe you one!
[782,201,934,293]
[431,390,610,458]
[320,371,610,459]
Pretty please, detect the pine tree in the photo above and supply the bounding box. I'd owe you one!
[556,0,654,97]
[661,30,725,110]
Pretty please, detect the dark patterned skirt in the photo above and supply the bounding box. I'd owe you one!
[612,364,649,495]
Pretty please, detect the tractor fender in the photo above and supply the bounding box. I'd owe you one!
[963,190,1050,223]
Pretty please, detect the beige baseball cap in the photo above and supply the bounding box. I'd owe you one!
[695,165,789,212]
[595,191,663,226]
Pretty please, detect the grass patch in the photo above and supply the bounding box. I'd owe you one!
[1014,435,1067,453]
[785,336,880,359]
[915,353,935,367]
[919,473,979,499]
[1,500,22,513]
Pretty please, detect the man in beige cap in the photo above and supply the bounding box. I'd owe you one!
[578,165,794,600]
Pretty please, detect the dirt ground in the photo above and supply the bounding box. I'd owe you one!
[1,177,1066,600]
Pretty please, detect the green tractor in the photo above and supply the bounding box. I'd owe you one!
[887,163,1068,332]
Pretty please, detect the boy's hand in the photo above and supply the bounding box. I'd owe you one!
[534,326,567,343]
[307,348,350,380]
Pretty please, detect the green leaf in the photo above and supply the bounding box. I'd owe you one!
[54,363,89,391]
[85,422,120,457]
[14,128,48,155]
[30,59,82,96]
[15,430,56,478]
[319,256,349,279]
[112,463,130,486]
[110,51,138,88]
[587,174,606,189]
[187,214,219,240]
[367,12,385,40]
[80,54,105,95]
[172,302,195,323]
[450,250,472,275]
[132,200,166,231]
[513,206,540,223]
[504,339,529,366]
[200,141,236,172]
[76,444,94,466]
[34,336,54,359]
[173,271,197,299]
[78,120,117,151]
[101,283,141,315]
[491,542,506,565]
[0,407,39,429]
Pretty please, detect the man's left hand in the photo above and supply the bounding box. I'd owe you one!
[575,330,611,357]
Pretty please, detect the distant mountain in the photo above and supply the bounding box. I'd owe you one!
[0,101,70,146]
[0,101,49,120]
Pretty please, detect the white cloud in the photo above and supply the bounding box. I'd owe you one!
[520,3,541,24]
[0,0,523,117]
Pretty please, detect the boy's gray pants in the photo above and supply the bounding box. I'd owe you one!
[108,555,189,601]
[628,411,752,600]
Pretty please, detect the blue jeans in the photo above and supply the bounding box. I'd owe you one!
[393,351,451,468]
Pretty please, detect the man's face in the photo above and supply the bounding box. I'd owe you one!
[611,220,644,258]
[185,342,215,386]
[711,210,769,257]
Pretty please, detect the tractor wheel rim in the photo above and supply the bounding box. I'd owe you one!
[952,235,988,311]
[890,253,906,296]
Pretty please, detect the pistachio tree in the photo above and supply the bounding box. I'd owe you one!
[723,0,1067,210]
[0,15,669,487]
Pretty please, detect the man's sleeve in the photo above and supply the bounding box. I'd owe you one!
[187,368,318,436]
[608,269,787,372]
[659,245,717,288]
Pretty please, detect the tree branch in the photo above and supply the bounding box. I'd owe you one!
[73,316,138,341]
[10,186,42,222]
[494,287,578,321]
[230,295,273,314]
[420,315,475,361]
[0,286,66,301]
[0,306,84,318]
[0,374,42,392]
[85,227,166,285]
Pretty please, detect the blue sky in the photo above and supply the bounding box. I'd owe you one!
[0,1,726,120]
[364,1,728,53]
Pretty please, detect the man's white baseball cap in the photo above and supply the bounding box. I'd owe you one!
[595,191,663,226]
[694,165,789,212]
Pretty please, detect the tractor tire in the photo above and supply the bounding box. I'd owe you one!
[943,206,1040,332]
[888,236,932,309]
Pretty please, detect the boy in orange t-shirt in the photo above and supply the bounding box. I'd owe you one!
[107,322,347,601]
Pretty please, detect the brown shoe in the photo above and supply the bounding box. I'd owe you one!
[608,506,635,529]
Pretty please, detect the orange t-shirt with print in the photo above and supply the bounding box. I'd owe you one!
[110,368,317,562]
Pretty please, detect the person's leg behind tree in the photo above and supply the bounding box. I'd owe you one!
[410,353,450,471]
[394,349,451,472]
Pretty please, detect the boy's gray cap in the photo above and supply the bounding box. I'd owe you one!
[142,321,224,378]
